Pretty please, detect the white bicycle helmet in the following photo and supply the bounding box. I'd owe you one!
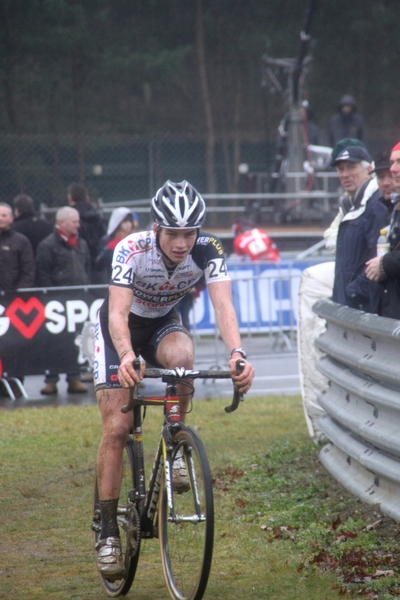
[151,180,206,228]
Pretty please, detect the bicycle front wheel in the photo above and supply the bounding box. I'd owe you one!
[159,427,214,600]
[93,436,141,597]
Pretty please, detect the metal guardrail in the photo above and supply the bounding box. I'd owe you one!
[313,299,400,522]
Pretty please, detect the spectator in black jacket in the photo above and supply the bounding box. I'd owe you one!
[12,194,53,255]
[36,206,90,394]
[366,141,400,319]
[331,146,388,312]
[67,182,106,274]
[370,150,395,211]
[0,202,35,397]
[0,202,35,291]
[327,95,365,148]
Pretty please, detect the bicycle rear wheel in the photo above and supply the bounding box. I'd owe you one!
[159,427,214,600]
[93,436,141,597]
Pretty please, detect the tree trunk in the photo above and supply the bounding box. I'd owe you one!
[71,50,85,182]
[1,0,18,131]
[232,64,243,194]
[213,7,231,193]
[195,0,217,196]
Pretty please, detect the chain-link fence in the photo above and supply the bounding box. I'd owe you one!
[0,133,276,210]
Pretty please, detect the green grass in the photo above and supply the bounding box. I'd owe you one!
[0,396,399,599]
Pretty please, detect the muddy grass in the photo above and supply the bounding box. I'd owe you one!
[234,441,400,599]
[309,452,400,597]
[2,399,400,599]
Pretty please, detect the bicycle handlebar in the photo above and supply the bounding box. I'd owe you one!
[224,359,245,413]
[121,358,245,414]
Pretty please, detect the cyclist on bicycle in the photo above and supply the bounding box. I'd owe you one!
[93,180,255,579]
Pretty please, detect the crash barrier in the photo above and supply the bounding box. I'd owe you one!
[297,262,335,443]
[0,259,324,396]
[313,299,400,523]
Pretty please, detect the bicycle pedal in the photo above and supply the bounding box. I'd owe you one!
[91,512,101,532]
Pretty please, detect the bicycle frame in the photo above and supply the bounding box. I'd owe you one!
[127,382,189,539]
[94,359,245,599]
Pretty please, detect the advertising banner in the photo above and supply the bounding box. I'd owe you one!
[0,260,326,377]
[0,287,107,378]
[193,260,308,334]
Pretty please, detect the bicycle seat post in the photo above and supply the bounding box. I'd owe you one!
[165,384,181,424]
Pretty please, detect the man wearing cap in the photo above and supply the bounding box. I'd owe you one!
[371,150,395,211]
[331,145,388,312]
[366,142,400,318]
[324,138,367,250]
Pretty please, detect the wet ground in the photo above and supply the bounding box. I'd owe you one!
[0,335,299,410]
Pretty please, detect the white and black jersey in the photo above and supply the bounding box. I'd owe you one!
[109,230,230,318]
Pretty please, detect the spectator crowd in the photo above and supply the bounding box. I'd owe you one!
[0,183,140,397]
[2,99,400,396]
[322,134,400,321]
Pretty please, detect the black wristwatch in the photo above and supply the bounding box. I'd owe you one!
[230,347,247,359]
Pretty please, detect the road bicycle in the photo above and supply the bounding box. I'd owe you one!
[92,358,244,600]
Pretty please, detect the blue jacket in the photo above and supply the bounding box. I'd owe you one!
[332,178,389,312]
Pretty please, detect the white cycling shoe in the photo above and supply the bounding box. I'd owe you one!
[172,455,190,493]
[96,536,126,580]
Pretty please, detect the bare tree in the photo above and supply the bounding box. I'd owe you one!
[195,0,217,194]
[0,0,18,131]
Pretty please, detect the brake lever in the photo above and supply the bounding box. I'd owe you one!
[224,359,245,414]
[121,358,143,414]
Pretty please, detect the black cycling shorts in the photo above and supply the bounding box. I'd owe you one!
[93,297,189,391]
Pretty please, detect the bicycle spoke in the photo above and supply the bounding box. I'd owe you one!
[159,427,214,600]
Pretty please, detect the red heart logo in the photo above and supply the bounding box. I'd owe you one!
[6,297,46,339]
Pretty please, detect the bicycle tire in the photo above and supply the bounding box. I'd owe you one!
[93,436,141,597]
[159,426,214,600]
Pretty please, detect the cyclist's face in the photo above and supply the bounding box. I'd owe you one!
[156,226,197,264]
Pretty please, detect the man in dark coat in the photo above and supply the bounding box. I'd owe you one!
[366,141,400,319]
[0,202,35,291]
[67,182,106,273]
[36,206,90,394]
[327,95,365,148]
[331,146,388,312]
[370,150,395,211]
[0,202,35,397]
[12,193,53,255]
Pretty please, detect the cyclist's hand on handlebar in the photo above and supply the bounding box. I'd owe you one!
[118,354,146,388]
[228,358,255,394]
